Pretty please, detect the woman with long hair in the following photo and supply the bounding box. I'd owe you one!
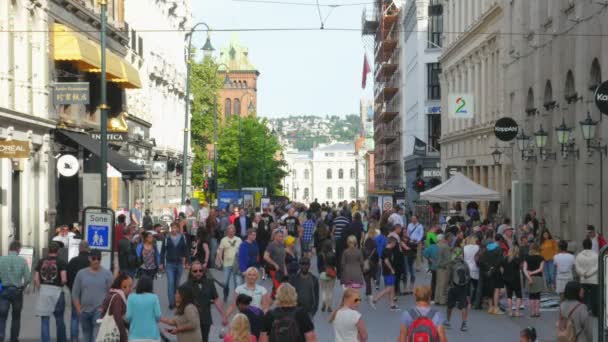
[160,284,202,341]
[314,221,332,273]
[125,276,161,340]
[136,231,160,283]
[559,281,593,342]
[524,244,545,317]
[100,273,133,342]
[539,229,558,291]
[340,235,365,289]
[463,235,480,309]
[193,228,210,268]
[223,313,256,342]
[319,237,337,312]
[254,213,270,279]
[330,288,368,342]
[362,226,379,303]
[501,246,523,317]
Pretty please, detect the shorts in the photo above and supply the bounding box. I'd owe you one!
[505,283,522,299]
[447,285,468,310]
[384,275,396,286]
[301,240,313,253]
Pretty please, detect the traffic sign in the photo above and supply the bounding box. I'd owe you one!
[84,211,113,251]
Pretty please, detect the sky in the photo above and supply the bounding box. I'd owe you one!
[193,0,373,118]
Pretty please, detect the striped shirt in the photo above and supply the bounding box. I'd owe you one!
[332,216,350,241]
[0,252,31,287]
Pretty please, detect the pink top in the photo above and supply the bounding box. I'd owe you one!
[224,334,257,342]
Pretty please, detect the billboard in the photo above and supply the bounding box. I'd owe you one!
[448,94,475,119]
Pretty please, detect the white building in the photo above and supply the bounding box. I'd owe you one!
[124,0,191,214]
[401,0,442,209]
[438,0,509,221]
[283,143,366,205]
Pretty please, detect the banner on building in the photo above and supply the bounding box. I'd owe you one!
[0,140,29,158]
[53,82,90,105]
[413,137,427,156]
[448,94,474,119]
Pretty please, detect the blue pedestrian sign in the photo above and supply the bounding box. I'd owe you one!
[84,212,113,251]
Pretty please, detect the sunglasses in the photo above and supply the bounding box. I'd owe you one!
[90,256,101,261]
[192,269,204,273]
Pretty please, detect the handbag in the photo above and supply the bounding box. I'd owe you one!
[363,248,376,273]
[95,295,120,342]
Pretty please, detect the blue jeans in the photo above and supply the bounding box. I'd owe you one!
[166,262,183,308]
[41,291,67,342]
[544,260,555,288]
[0,287,23,342]
[80,311,101,342]
[70,302,79,341]
[402,255,416,287]
[222,266,243,300]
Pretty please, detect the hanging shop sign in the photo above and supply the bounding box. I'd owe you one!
[595,80,608,115]
[0,140,29,158]
[448,94,475,119]
[494,117,519,141]
[57,154,79,177]
[53,82,90,105]
[90,132,128,142]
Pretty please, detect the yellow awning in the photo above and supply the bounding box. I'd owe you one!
[53,23,141,89]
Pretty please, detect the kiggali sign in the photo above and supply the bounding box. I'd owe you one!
[595,80,608,115]
[494,117,519,142]
[0,140,29,158]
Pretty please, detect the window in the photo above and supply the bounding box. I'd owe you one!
[326,187,332,199]
[427,63,441,100]
[304,188,309,199]
[350,186,356,199]
[304,169,310,179]
[428,114,441,151]
[224,99,232,118]
[427,1,443,48]
[350,168,355,179]
[138,36,143,56]
[338,187,344,199]
[326,169,332,179]
[338,169,344,179]
[233,98,241,116]
[131,29,136,51]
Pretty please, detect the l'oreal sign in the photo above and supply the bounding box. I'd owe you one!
[448,94,474,119]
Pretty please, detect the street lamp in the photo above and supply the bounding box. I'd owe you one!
[182,22,213,205]
[555,117,579,159]
[516,130,536,161]
[491,148,502,165]
[534,125,556,160]
[580,111,607,155]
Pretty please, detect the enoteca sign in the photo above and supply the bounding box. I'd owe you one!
[0,140,29,158]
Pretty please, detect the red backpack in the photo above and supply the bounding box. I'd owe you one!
[407,308,440,342]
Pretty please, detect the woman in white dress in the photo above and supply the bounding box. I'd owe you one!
[330,288,368,342]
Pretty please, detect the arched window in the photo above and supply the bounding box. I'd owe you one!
[543,80,554,109]
[350,186,356,199]
[224,98,232,118]
[233,98,241,116]
[304,169,310,179]
[338,187,344,199]
[590,58,602,91]
[565,70,577,101]
[304,188,309,199]
[326,187,332,199]
[338,169,344,179]
[525,87,535,115]
[350,168,355,179]
[326,169,332,179]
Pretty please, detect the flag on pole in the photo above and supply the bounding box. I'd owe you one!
[362,54,371,89]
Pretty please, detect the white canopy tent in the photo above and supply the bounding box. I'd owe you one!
[419,172,501,202]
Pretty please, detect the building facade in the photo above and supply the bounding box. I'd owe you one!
[438,0,508,221]
[505,1,608,243]
[283,143,366,205]
[402,0,443,209]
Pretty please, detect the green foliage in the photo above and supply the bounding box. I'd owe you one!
[270,114,362,151]
[217,116,287,193]
[190,58,223,187]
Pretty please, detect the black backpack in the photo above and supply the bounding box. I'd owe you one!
[270,308,301,342]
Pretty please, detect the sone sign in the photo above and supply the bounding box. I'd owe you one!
[84,212,113,251]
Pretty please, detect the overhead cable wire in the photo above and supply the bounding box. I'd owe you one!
[233,0,372,7]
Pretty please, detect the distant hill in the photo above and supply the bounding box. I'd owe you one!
[268,114,362,151]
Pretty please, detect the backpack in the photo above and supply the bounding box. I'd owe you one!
[556,303,582,342]
[452,260,470,286]
[270,308,301,342]
[407,308,440,342]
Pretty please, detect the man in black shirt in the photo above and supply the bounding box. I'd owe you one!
[183,261,226,342]
[117,225,137,277]
[35,242,68,342]
[283,208,300,238]
[66,241,90,342]
[260,283,316,342]
[289,257,319,317]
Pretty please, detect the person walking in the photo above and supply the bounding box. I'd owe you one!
[99,273,133,342]
[126,275,161,340]
[223,313,257,342]
[340,235,364,289]
[559,281,593,342]
[0,241,31,342]
[445,249,470,332]
[330,288,368,342]
[218,225,243,302]
[264,230,287,299]
[35,242,68,342]
[479,239,504,315]
[362,229,378,304]
[318,237,337,313]
[117,225,139,278]
[71,249,113,342]
[575,238,598,317]
[554,240,575,297]
[259,283,317,342]
[284,236,299,278]
[235,208,253,240]
[234,294,263,339]
[301,212,316,258]
[161,284,202,342]
[66,240,90,342]
[238,229,260,276]
[463,236,480,309]
[161,222,191,309]
[226,267,270,321]
[501,246,523,317]
[289,257,320,318]
[539,229,558,291]
[254,213,271,279]
[524,244,545,318]
[434,234,452,306]
[136,231,161,282]
[193,228,211,268]
[397,286,447,342]
[130,200,143,228]
[400,232,417,294]
[332,210,350,277]
[373,237,399,311]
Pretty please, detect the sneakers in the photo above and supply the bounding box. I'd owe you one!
[444,321,451,328]
[368,296,376,310]
[390,305,400,311]
[460,322,468,332]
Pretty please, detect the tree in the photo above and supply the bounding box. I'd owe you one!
[190,58,223,188]
[217,116,287,193]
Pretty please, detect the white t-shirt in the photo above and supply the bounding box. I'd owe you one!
[219,236,242,267]
[554,252,575,276]
[333,308,362,342]
[235,284,267,308]
[388,213,404,227]
[463,244,480,280]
